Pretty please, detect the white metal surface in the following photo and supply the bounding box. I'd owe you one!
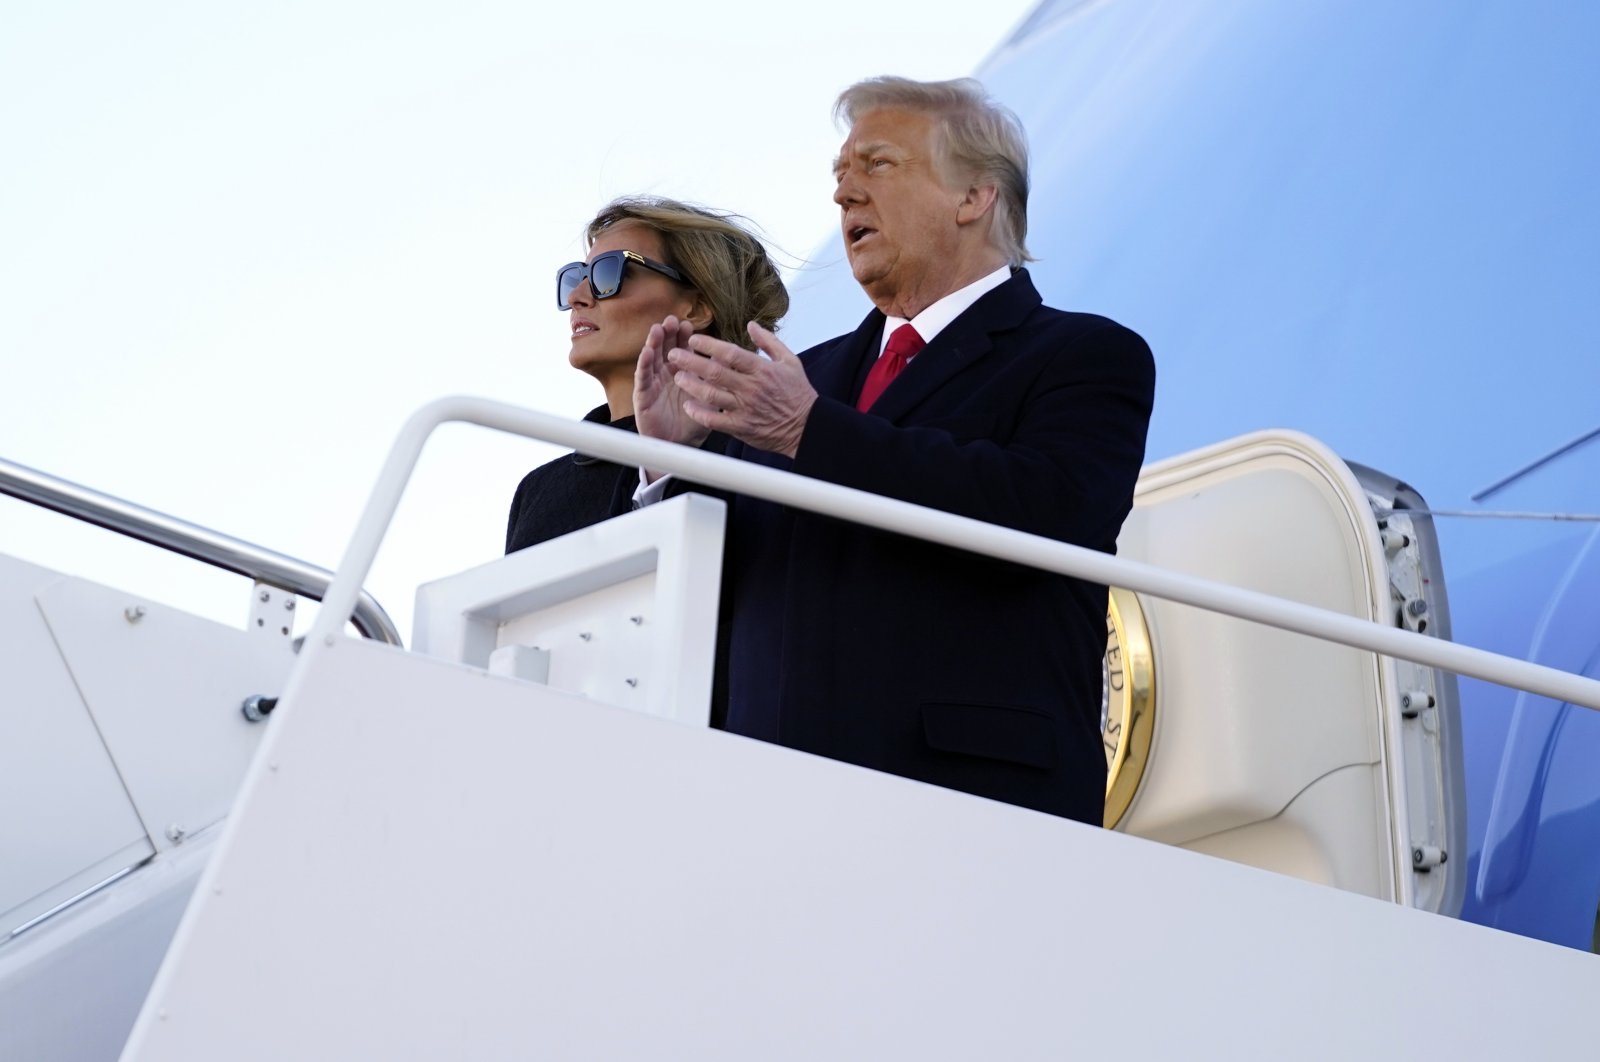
[37,578,293,855]
[0,829,215,1062]
[0,555,152,936]
[246,582,298,642]
[0,555,295,1060]
[414,495,725,725]
[124,639,1600,1060]
[308,397,1600,711]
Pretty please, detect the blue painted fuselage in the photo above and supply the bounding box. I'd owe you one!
[784,0,1600,949]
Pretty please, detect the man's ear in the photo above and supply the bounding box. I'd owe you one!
[956,183,1000,227]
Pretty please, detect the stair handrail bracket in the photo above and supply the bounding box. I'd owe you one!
[307,395,1600,713]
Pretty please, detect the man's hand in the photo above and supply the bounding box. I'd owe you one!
[634,315,712,451]
[668,322,817,459]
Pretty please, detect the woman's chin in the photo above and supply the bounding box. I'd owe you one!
[567,346,610,373]
[568,349,634,384]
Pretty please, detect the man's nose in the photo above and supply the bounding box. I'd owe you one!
[833,172,864,207]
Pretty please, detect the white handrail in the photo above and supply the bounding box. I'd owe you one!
[306,396,1600,712]
[0,455,401,645]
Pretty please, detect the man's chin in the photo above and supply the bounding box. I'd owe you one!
[852,268,902,312]
[850,258,888,292]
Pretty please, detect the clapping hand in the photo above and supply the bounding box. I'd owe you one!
[668,322,817,459]
[634,315,712,451]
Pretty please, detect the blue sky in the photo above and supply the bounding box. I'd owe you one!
[0,1,1037,637]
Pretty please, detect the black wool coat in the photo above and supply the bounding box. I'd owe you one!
[710,268,1155,824]
[505,405,637,555]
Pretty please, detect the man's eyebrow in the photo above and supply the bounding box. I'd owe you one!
[833,141,901,176]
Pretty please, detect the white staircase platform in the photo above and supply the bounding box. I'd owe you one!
[125,637,1599,1060]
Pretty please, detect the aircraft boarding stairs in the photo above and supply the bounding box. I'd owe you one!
[3,402,1598,1059]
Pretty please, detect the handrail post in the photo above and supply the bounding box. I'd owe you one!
[307,398,468,649]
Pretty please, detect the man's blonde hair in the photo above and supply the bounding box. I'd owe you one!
[835,76,1032,265]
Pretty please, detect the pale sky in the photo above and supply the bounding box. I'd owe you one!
[0,0,1039,639]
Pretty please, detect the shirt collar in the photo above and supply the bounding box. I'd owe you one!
[878,265,1012,355]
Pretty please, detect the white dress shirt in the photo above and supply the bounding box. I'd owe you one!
[874,263,1010,356]
[635,264,1013,505]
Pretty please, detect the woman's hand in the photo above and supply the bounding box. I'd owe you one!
[634,315,712,458]
[669,321,816,459]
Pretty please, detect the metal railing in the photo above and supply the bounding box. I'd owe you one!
[0,456,402,646]
[306,396,1600,712]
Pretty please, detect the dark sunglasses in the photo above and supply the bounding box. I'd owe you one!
[556,249,690,309]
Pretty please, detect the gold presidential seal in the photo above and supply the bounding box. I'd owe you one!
[1103,586,1156,829]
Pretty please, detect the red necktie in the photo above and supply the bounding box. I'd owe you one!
[855,324,925,411]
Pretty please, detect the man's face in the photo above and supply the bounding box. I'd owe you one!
[833,107,964,313]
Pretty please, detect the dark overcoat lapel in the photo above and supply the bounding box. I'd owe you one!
[803,309,883,406]
[819,270,1046,423]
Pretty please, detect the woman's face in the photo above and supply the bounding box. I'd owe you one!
[566,221,703,387]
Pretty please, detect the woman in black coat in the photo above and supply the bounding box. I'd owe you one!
[505,196,789,552]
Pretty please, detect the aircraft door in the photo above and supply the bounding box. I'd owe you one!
[1103,430,1464,913]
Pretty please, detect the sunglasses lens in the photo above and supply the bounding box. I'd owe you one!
[590,253,625,299]
[556,263,583,309]
[555,252,643,309]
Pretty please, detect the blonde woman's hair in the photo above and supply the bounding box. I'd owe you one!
[835,76,1032,265]
[585,196,789,348]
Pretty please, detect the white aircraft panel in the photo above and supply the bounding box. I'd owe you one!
[36,577,291,856]
[0,555,150,936]
[0,830,214,1062]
